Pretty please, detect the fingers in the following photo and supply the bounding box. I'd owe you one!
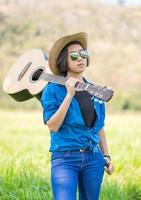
[65,77,79,98]
[105,163,114,175]
[65,77,79,88]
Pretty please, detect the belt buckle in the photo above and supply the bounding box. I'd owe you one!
[80,148,85,152]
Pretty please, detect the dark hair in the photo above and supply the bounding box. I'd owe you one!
[56,41,89,76]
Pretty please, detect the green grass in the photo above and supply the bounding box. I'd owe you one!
[0,110,141,200]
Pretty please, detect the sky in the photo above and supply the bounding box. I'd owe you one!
[100,0,141,6]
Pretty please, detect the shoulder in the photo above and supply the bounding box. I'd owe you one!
[43,82,58,90]
[42,82,64,93]
[41,82,66,101]
[41,83,58,105]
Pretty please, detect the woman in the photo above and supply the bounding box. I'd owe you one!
[41,32,114,200]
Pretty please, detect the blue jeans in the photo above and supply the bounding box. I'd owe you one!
[51,146,105,200]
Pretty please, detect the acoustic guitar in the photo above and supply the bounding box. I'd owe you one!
[3,49,114,102]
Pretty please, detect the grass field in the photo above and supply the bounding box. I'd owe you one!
[0,110,141,200]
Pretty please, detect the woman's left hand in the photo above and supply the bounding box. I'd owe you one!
[104,158,114,175]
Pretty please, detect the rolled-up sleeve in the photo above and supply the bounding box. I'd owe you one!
[100,102,106,127]
[40,83,59,124]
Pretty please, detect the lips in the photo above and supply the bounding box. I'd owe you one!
[77,63,85,67]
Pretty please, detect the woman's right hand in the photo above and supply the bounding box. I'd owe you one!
[65,77,79,99]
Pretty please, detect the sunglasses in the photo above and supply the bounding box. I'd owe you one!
[69,49,89,61]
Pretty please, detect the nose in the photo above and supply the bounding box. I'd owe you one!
[77,55,83,61]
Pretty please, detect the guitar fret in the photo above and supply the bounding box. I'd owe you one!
[88,84,97,90]
[87,84,104,99]
[81,83,88,90]
[77,82,86,90]
[44,73,66,85]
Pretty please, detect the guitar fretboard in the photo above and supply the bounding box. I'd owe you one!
[41,73,113,102]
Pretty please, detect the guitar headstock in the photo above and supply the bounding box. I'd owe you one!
[87,84,114,102]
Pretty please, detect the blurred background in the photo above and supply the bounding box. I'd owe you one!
[0,0,141,199]
[0,0,141,111]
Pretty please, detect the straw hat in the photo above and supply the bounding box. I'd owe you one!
[48,32,88,75]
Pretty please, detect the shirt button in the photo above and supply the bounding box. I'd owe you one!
[89,141,92,144]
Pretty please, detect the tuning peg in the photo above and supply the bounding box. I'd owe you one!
[99,100,104,104]
[94,98,103,104]
[102,86,107,91]
[94,98,99,102]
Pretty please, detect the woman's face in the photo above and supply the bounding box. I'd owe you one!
[67,44,88,74]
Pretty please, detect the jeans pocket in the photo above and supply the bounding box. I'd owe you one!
[95,147,105,163]
[51,152,70,162]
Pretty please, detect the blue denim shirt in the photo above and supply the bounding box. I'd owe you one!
[40,81,105,152]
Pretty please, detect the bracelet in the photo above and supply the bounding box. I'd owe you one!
[104,154,111,161]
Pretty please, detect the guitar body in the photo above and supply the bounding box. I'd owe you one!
[3,49,51,101]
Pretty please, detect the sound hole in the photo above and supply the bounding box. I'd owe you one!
[31,67,44,82]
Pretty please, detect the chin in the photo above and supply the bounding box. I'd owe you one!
[77,66,86,72]
[75,69,85,74]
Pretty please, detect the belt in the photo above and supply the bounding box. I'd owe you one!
[70,146,98,153]
[80,147,92,152]
[52,145,99,153]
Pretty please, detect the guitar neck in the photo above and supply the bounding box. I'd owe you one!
[42,73,88,90]
[41,73,113,102]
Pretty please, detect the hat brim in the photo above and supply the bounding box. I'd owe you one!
[49,32,87,75]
